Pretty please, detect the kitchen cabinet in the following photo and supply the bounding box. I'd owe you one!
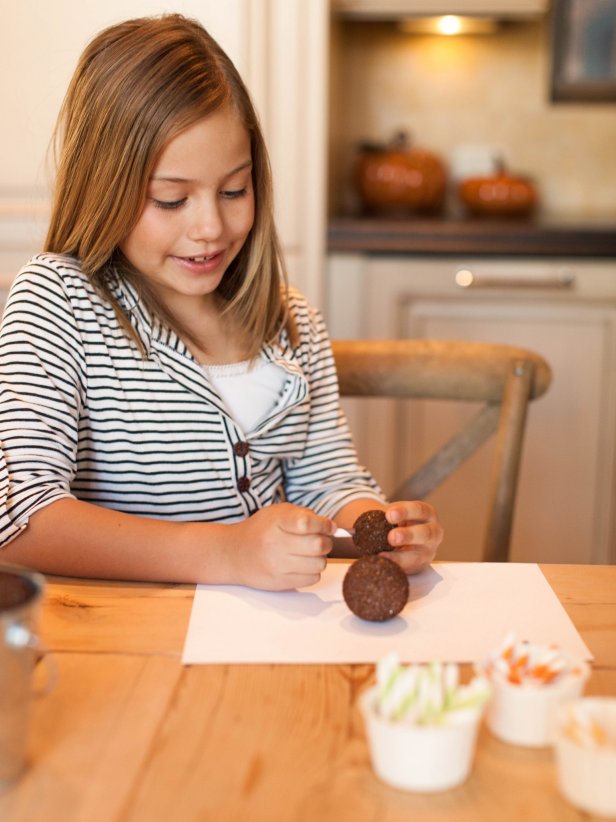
[331,0,549,19]
[326,252,616,565]
[262,0,329,306]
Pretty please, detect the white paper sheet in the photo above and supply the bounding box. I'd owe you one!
[181,562,593,665]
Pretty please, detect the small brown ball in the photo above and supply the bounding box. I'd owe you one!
[342,555,409,622]
[353,509,395,555]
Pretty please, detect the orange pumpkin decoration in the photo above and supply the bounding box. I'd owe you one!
[458,167,538,218]
[355,133,447,214]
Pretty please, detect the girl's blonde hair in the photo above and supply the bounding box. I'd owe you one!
[45,13,295,357]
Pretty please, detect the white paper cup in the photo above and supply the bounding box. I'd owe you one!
[479,657,589,748]
[359,687,483,792]
[554,698,616,818]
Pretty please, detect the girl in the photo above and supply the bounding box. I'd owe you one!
[0,14,442,591]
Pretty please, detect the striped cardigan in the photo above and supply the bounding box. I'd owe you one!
[0,254,383,547]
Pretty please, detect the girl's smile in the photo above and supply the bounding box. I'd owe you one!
[120,104,254,319]
[171,251,226,274]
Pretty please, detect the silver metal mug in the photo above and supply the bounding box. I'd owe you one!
[0,563,46,790]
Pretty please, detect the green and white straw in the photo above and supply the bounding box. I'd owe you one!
[375,652,491,725]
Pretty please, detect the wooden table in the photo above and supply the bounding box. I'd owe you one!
[2,564,615,822]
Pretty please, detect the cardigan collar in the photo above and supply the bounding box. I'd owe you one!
[108,270,306,386]
[108,270,193,361]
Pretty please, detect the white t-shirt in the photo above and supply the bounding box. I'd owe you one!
[204,356,287,434]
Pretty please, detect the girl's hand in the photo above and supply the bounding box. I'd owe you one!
[381,501,444,575]
[230,503,336,591]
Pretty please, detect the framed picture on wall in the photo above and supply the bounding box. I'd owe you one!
[550,0,616,102]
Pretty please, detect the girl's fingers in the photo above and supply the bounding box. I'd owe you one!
[279,572,323,591]
[388,521,442,549]
[386,500,437,526]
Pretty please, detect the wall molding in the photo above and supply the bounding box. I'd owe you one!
[0,197,49,285]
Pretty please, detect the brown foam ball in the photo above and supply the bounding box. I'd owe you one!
[353,509,395,555]
[342,555,409,622]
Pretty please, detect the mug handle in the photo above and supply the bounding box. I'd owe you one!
[5,623,58,697]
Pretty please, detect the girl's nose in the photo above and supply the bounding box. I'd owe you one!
[187,200,223,242]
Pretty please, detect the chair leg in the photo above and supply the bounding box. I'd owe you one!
[392,404,500,501]
[482,359,534,563]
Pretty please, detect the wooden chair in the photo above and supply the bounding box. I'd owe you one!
[331,339,552,562]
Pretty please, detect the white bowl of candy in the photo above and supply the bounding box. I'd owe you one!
[554,698,616,818]
[359,653,491,792]
[477,632,590,748]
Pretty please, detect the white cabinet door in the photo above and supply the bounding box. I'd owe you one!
[327,253,616,565]
[399,299,615,564]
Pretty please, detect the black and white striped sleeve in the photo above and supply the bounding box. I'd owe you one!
[0,263,84,546]
[282,295,385,517]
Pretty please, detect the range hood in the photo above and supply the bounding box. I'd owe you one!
[332,0,549,19]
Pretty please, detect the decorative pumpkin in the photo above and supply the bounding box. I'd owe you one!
[458,166,538,218]
[355,132,447,214]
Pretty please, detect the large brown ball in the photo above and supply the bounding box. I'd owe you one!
[353,509,395,555]
[342,555,409,622]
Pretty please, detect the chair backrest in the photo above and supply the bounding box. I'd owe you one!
[331,339,552,562]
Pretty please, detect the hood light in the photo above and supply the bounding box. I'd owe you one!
[399,15,499,35]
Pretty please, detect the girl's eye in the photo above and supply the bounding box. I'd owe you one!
[221,188,248,200]
[152,198,186,210]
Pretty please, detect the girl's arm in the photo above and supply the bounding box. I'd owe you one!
[1,498,336,591]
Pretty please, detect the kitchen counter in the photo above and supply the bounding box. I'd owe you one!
[328,216,616,257]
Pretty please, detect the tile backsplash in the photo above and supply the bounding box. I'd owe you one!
[328,19,616,219]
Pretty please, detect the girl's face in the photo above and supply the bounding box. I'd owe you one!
[120,104,255,315]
